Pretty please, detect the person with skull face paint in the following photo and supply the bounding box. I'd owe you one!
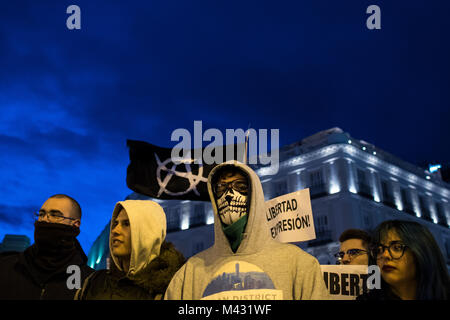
[164,161,330,300]
[0,194,94,299]
[214,167,250,253]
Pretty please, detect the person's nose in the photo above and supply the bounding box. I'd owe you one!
[341,254,351,265]
[40,213,51,223]
[112,223,121,235]
[225,189,234,204]
[379,247,391,261]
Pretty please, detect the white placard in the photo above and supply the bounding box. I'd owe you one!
[265,189,316,243]
[320,265,369,300]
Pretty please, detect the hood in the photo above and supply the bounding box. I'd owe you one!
[207,160,271,256]
[109,200,166,279]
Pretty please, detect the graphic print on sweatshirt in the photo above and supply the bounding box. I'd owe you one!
[201,261,283,300]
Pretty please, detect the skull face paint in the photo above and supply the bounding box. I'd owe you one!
[217,189,248,225]
[213,169,249,226]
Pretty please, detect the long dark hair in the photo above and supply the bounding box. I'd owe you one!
[371,220,449,300]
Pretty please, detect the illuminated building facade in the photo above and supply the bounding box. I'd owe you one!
[88,128,450,271]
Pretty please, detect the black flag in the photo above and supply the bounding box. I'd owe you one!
[126,140,244,201]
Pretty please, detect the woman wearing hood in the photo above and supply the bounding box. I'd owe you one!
[76,200,185,300]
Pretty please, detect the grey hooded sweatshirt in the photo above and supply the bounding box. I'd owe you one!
[164,161,330,300]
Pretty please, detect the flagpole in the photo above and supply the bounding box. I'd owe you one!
[243,124,251,165]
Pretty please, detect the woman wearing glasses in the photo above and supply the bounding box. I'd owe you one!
[357,220,449,300]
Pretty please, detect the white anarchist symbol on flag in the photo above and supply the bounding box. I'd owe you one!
[155,153,208,197]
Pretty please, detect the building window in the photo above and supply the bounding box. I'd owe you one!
[315,215,329,234]
[418,195,432,221]
[310,169,324,186]
[272,180,288,198]
[309,215,332,246]
[357,168,372,199]
[190,204,205,227]
[436,202,448,227]
[167,207,181,231]
[381,180,396,209]
[401,188,415,215]
[309,169,326,198]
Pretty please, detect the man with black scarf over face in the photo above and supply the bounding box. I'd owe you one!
[0,194,94,299]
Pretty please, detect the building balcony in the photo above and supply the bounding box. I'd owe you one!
[358,183,373,200]
[309,183,328,199]
[382,197,397,210]
[403,205,416,216]
[167,222,181,232]
[419,206,433,222]
[438,220,449,228]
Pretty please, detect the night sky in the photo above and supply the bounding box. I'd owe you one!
[1,1,449,254]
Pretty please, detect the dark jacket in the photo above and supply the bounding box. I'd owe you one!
[76,241,185,300]
[0,240,94,300]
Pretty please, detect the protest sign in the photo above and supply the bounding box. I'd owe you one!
[265,189,316,243]
[320,265,373,300]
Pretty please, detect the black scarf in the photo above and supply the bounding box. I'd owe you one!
[26,221,81,283]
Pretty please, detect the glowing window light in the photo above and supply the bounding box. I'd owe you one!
[426,176,430,180]
[346,159,357,194]
[181,216,190,230]
[371,171,380,202]
[348,140,352,144]
[373,151,377,155]
[329,183,340,194]
[206,213,214,225]
[362,146,366,151]
[328,161,340,194]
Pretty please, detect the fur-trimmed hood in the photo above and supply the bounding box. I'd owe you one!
[131,241,185,297]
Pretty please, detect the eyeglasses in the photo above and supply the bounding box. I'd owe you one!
[334,249,368,263]
[213,179,248,197]
[35,210,78,222]
[373,241,407,260]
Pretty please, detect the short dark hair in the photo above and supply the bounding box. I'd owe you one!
[48,194,82,219]
[339,229,371,247]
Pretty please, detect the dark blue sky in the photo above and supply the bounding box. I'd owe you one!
[1,1,449,253]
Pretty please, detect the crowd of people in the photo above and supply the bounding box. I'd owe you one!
[0,160,449,300]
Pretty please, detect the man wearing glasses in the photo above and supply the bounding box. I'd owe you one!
[0,194,94,299]
[335,229,371,265]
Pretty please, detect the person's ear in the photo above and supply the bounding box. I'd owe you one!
[73,219,81,228]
